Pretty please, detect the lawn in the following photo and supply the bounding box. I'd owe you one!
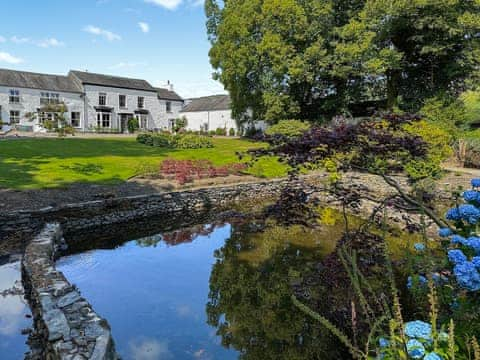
[0,137,289,189]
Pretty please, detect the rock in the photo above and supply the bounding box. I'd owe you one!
[57,291,82,308]
[44,309,69,341]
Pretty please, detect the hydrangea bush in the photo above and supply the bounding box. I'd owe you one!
[441,178,480,292]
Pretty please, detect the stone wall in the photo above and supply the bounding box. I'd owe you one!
[0,179,291,256]
[22,223,117,360]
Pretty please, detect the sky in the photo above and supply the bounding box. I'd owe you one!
[0,0,226,98]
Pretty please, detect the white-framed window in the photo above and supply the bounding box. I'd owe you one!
[166,101,172,113]
[136,114,148,129]
[99,93,107,106]
[40,92,60,105]
[119,95,126,108]
[9,89,20,104]
[39,112,57,125]
[137,96,144,109]
[96,112,111,128]
[71,112,81,128]
[10,110,20,123]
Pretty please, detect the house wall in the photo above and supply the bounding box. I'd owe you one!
[83,84,163,131]
[181,109,237,133]
[0,85,84,130]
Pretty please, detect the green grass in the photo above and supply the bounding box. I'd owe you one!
[0,137,289,189]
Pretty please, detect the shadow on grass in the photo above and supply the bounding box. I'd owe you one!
[59,163,104,175]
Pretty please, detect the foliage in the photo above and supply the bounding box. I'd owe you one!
[206,0,480,120]
[136,133,214,149]
[215,127,227,136]
[461,90,480,126]
[252,113,430,181]
[160,158,247,184]
[229,127,235,136]
[265,119,311,138]
[26,103,74,138]
[459,137,480,168]
[175,134,214,149]
[420,98,468,137]
[174,116,188,132]
[127,117,139,134]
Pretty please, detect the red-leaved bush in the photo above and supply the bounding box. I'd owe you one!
[160,159,247,185]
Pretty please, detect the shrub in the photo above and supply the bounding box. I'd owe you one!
[215,127,227,136]
[136,133,153,145]
[420,97,468,136]
[229,128,236,136]
[160,159,247,184]
[265,119,311,138]
[152,133,172,148]
[175,134,213,149]
[174,116,188,132]
[127,118,139,133]
[461,138,480,168]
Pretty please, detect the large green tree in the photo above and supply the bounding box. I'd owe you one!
[206,0,480,121]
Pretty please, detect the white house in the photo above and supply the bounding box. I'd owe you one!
[0,69,85,132]
[0,68,183,133]
[180,95,237,133]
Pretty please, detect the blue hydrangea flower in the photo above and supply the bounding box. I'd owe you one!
[472,179,480,188]
[414,243,426,251]
[466,236,480,254]
[453,262,480,291]
[404,321,432,340]
[464,190,480,202]
[407,339,426,359]
[472,257,480,269]
[451,235,467,245]
[459,204,480,224]
[425,352,443,360]
[438,228,453,238]
[446,207,461,221]
[407,275,427,289]
[448,249,467,264]
[378,337,389,348]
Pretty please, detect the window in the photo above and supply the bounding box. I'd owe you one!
[40,92,60,105]
[71,112,81,128]
[166,101,172,113]
[10,110,20,124]
[39,112,55,124]
[137,96,144,109]
[9,89,20,103]
[119,95,126,108]
[96,112,110,128]
[99,93,107,106]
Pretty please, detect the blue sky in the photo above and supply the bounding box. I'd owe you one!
[0,0,225,98]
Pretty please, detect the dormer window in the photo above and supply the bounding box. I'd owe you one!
[9,89,20,103]
[137,96,144,109]
[99,93,107,106]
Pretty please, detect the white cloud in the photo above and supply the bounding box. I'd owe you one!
[37,38,65,48]
[109,61,148,69]
[144,0,183,10]
[11,36,30,44]
[0,52,24,64]
[83,25,121,41]
[138,22,150,33]
[189,0,204,6]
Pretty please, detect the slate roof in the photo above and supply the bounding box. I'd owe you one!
[0,68,83,93]
[181,95,231,112]
[69,70,157,92]
[155,87,183,102]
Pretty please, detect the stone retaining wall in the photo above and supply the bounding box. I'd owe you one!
[22,223,117,360]
[0,179,292,255]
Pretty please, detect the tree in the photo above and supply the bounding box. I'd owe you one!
[336,0,480,111]
[206,0,480,120]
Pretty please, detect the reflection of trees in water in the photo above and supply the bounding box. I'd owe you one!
[206,222,349,359]
[135,224,221,248]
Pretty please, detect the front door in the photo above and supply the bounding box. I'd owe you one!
[120,114,129,133]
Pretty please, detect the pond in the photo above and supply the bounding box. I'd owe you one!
[0,257,32,360]
[56,217,351,360]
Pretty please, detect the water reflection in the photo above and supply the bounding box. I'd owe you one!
[57,219,349,359]
[0,259,31,359]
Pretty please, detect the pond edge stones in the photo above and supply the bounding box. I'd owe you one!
[22,223,117,360]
